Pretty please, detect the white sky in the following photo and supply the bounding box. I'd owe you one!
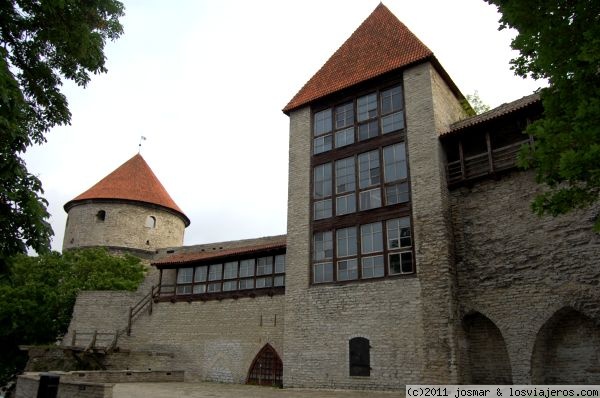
[23,0,543,252]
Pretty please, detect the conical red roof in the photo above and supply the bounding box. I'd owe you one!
[283,3,434,113]
[65,154,189,226]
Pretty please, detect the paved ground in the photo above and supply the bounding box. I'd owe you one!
[113,382,404,398]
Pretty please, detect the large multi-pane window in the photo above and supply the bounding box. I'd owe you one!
[313,143,408,218]
[310,83,413,284]
[175,254,286,295]
[312,217,413,284]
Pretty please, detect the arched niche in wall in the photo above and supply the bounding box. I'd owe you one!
[462,311,513,384]
[531,307,600,384]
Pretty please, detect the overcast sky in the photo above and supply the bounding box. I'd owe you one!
[23,0,543,252]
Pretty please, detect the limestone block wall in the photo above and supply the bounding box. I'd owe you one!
[62,268,160,346]
[63,201,186,252]
[452,170,600,383]
[403,62,467,383]
[283,63,467,389]
[115,294,285,383]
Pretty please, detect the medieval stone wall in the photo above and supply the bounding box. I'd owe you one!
[451,170,600,384]
[63,202,186,252]
[282,63,467,390]
[404,62,467,384]
[115,294,285,383]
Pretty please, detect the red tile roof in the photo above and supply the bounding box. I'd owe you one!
[154,236,287,267]
[64,154,189,226]
[283,3,433,114]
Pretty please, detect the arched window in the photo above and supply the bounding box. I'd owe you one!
[145,215,156,228]
[247,344,283,387]
[349,337,370,376]
[96,210,106,222]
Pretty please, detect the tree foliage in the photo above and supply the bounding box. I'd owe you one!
[0,0,125,264]
[0,248,145,385]
[465,91,491,115]
[486,0,600,231]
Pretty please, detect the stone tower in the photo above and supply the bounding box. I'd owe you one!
[63,154,190,253]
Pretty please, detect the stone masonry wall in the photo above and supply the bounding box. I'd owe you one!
[63,202,186,252]
[115,294,285,383]
[62,268,159,347]
[282,84,425,390]
[404,62,467,383]
[452,170,600,383]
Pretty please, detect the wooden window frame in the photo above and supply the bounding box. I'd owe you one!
[309,80,415,286]
[165,252,285,301]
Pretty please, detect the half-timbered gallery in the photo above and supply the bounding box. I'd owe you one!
[38,3,600,390]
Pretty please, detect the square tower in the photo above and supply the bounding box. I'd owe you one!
[283,4,468,389]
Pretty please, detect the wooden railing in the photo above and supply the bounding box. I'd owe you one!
[126,285,159,336]
[69,330,120,353]
[446,139,529,186]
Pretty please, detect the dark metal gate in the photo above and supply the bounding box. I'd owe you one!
[246,343,283,387]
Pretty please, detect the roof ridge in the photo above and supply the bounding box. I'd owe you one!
[283,3,433,113]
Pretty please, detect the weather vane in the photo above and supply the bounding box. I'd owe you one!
[138,136,147,154]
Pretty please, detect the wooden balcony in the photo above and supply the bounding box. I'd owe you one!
[446,138,530,187]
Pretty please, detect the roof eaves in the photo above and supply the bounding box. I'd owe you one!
[444,93,542,136]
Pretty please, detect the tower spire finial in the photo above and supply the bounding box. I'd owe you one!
[138,136,147,154]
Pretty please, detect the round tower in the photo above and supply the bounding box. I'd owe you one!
[63,154,190,253]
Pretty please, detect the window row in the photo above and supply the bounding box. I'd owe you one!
[175,254,285,295]
[312,217,413,284]
[313,143,408,219]
[313,85,404,154]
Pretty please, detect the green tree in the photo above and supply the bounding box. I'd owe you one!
[0,248,145,385]
[465,91,491,115]
[485,0,600,231]
[0,0,125,266]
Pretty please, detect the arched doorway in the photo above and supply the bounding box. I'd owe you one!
[246,343,283,387]
[531,307,600,384]
[462,312,513,384]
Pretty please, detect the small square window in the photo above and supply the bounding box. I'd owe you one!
[207,282,221,292]
[389,252,414,275]
[257,257,273,276]
[223,262,237,279]
[176,285,192,295]
[177,267,193,284]
[222,280,237,291]
[274,275,285,287]
[358,120,379,141]
[314,108,332,136]
[313,262,333,283]
[385,183,409,205]
[335,127,354,148]
[208,264,222,281]
[192,284,206,294]
[275,255,285,274]
[361,255,384,279]
[337,259,358,281]
[314,199,332,220]
[336,194,356,216]
[314,135,332,154]
[382,112,404,134]
[239,278,254,290]
[194,266,208,282]
[256,277,273,289]
[359,188,382,211]
[357,93,377,122]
